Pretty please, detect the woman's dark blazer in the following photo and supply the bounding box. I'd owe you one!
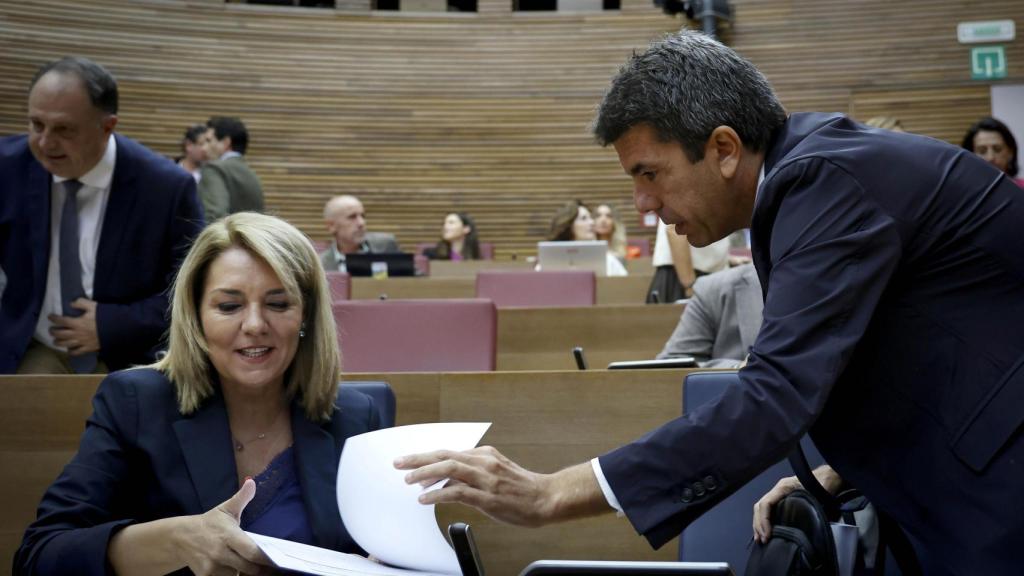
[15,368,380,576]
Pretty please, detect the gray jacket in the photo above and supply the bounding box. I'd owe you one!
[657,264,762,367]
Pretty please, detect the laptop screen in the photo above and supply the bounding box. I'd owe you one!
[536,240,608,276]
[344,252,416,277]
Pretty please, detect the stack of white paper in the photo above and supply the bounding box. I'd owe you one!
[247,422,491,576]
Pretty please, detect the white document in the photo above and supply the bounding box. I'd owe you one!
[248,422,491,576]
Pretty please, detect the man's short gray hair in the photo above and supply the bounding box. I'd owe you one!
[593,30,786,162]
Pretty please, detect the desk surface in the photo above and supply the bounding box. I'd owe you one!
[351,275,653,305]
[0,369,695,576]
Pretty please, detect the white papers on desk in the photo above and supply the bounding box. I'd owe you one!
[247,422,491,576]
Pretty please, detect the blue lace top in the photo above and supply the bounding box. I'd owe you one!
[239,446,314,544]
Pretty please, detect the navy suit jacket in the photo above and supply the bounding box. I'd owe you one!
[0,134,204,372]
[15,368,381,576]
[600,113,1024,573]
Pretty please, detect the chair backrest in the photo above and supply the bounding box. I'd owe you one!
[325,271,351,302]
[475,270,595,307]
[678,371,824,574]
[416,242,495,260]
[332,298,497,372]
[344,381,397,428]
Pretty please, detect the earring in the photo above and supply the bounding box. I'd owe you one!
[299,322,307,339]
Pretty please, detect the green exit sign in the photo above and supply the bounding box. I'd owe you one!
[971,46,1008,80]
[958,20,1015,43]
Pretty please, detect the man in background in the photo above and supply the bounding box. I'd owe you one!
[0,56,204,373]
[175,123,210,183]
[198,116,264,220]
[657,263,761,368]
[319,194,399,273]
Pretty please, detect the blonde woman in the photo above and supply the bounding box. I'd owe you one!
[593,203,628,262]
[17,213,381,575]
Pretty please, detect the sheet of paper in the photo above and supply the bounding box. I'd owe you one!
[246,532,450,576]
[337,422,491,575]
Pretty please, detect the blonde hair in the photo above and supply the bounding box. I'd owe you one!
[595,203,628,260]
[864,116,904,132]
[155,212,341,422]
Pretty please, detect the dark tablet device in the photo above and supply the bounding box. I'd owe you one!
[449,522,485,576]
[345,252,416,277]
[519,560,732,576]
[607,356,697,370]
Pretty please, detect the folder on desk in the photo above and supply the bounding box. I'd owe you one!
[247,422,491,576]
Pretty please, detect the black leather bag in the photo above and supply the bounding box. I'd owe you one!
[744,489,839,576]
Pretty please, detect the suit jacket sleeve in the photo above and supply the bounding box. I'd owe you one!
[198,163,229,221]
[15,373,141,576]
[599,157,902,548]
[94,176,203,365]
[656,275,717,362]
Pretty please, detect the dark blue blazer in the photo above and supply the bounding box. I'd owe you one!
[15,368,381,576]
[600,113,1024,573]
[0,134,204,372]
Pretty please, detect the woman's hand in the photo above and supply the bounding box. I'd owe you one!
[751,465,843,543]
[175,478,273,576]
[109,478,274,576]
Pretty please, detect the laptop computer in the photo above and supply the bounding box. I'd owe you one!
[344,252,416,278]
[536,240,608,276]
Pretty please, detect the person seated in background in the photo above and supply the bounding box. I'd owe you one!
[0,56,204,375]
[657,263,761,368]
[547,200,627,276]
[319,194,400,273]
[198,116,265,220]
[15,213,382,576]
[593,203,628,262]
[961,116,1023,188]
[425,212,480,261]
[862,116,904,132]
[175,123,210,182]
[646,220,733,303]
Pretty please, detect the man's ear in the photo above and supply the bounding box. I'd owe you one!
[101,114,118,137]
[707,126,742,179]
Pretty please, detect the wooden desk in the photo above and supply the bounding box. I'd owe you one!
[496,304,682,370]
[428,260,535,278]
[351,276,654,305]
[1,370,693,575]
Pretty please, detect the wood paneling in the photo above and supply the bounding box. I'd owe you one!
[3,1,1016,260]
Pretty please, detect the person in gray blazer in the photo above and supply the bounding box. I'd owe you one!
[319,194,399,273]
[198,116,264,220]
[657,263,761,368]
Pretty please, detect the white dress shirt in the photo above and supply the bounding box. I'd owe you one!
[33,134,116,349]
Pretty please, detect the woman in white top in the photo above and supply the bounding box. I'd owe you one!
[593,203,628,263]
[547,200,628,277]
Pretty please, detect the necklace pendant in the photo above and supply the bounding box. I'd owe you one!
[257,433,266,440]
[235,442,244,452]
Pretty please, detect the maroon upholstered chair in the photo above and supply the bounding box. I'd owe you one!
[325,271,351,302]
[475,270,595,308]
[331,299,496,372]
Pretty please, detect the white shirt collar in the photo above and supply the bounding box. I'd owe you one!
[52,133,116,190]
[756,163,765,198]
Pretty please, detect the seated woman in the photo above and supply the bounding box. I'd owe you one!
[547,200,627,276]
[15,213,382,576]
[425,212,481,261]
[593,203,628,263]
[961,116,1023,188]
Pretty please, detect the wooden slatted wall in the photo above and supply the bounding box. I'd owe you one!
[0,0,1020,257]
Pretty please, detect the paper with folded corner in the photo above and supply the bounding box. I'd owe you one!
[246,422,491,576]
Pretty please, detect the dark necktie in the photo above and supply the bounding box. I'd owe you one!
[59,180,98,373]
